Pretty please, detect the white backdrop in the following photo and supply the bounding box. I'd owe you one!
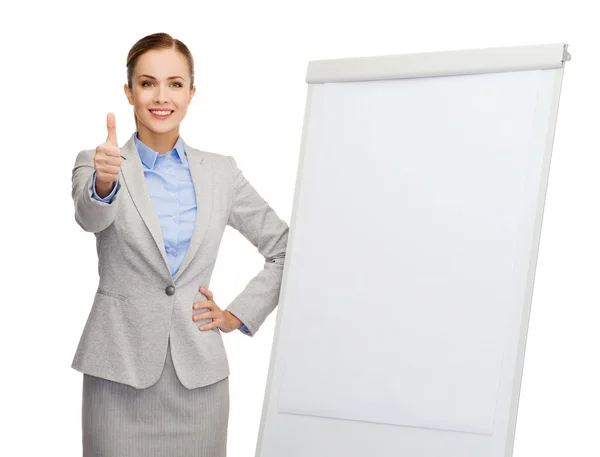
[0,1,597,456]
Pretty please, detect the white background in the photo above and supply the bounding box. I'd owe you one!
[0,1,597,456]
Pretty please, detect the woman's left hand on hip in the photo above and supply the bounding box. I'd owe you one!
[192,286,242,333]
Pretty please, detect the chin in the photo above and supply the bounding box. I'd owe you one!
[145,119,178,133]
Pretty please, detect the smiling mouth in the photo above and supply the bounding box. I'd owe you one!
[149,110,174,119]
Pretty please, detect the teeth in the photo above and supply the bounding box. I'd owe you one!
[151,110,172,116]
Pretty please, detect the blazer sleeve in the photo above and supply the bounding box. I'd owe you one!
[72,149,122,233]
[224,155,289,337]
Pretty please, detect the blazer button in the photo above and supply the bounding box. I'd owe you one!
[165,285,175,296]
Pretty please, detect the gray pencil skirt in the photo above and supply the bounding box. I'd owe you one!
[81,338,230,457]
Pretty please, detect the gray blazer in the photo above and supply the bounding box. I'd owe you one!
[70,132,289,389]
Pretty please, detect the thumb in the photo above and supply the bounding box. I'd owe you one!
[106,112,118,146]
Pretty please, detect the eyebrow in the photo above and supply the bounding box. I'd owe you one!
[138,74,184,80]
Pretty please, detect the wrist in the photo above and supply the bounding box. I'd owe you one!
[95,180,115,198]
[225,310,243,328]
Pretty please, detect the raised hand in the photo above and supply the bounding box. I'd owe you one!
[94,112,122,194]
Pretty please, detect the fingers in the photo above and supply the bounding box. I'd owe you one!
[193,287,215,309]
[94,113,122,185]
[200,286,213,300]
[193,309,220,331]
[194,286,224,331]
[198,323,217,331]
[106,112,118,146]
[94,144,122,185]
[192,300,217,310]
[192,310,218,321]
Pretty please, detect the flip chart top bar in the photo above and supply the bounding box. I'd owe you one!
[306,43,570,83]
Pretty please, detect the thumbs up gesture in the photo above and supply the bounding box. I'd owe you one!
[94,113,123,194]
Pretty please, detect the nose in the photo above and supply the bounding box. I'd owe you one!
[154,83,168,104]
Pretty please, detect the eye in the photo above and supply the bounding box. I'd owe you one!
[141,81,182,87]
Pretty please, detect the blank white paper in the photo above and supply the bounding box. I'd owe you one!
[276,69,544,435]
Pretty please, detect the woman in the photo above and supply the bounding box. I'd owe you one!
[70,32,289,457]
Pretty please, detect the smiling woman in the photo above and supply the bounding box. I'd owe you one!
[70,32,289,457]
[123,38,196,154]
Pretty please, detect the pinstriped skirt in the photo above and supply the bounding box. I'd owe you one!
[81,337,230,457]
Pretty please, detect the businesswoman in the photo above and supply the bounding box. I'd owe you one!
[70,32,289,457]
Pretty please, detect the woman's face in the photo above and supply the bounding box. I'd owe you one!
[124,48,196,136]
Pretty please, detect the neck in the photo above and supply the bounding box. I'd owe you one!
[137,125,180,155]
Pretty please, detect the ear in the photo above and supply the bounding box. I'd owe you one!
[188,85,196,105]
[124,84,134,105]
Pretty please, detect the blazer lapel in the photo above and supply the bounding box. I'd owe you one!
[173,140,213,282]
[119,133,213,282]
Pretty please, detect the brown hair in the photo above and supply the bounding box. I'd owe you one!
[126,32,195,129]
